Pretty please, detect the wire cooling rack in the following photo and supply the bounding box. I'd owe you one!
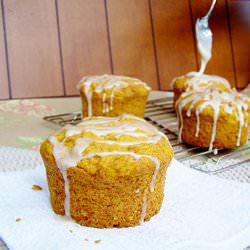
[44,97,250,183]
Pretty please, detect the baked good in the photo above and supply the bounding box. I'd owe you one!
[77,74,151,118]
[172,73,231,105]
[175,88,250,150]
[40,114,173,228]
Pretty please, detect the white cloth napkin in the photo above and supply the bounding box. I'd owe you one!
[0,147,249,250]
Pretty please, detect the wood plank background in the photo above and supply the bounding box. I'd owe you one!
[0,0,249,99]
[0,0,9,99]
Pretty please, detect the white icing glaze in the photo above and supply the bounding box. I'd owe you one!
[195,27,212,75]
[236,104,244,146]
[49,114,170,223]
[79,78,94,117]
[102,92,106,114]
[195,0,216,74]
[110,88,115,110]
[66,114,162,139]
[185,73,230,92]
[77,74,150,117]
[172,73,230,94]
[140,189,148,224]
[224,105,234,114]
[209,101,220,150]
[48,136,72,217]
[176,89,249,150]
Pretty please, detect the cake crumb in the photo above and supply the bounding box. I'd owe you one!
[16,218,21,222]
[94,240,101,244]
[69,230,73,233]
[83,238,88,242]
[32,185,43,191]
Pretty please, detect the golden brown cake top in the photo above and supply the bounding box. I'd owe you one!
[48,114,172,185]
[54,114,166,145]
[77,74,151,117]
[176,88,250,150]
[77,74,151,92]
[172,73,231,92]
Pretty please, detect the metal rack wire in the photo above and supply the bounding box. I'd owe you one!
[44,97,250,182]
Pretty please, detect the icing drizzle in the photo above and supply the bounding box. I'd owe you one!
[77,74,151,117]
[176,89,249,150]
[49,114,170,224]
[184,73,230,92]
[172,73,230,93]
[195,0,216,75]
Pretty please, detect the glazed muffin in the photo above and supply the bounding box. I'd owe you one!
[77,74,151,118]
[172,73,231,105]
[176,88,250,150]
[40,114,173,228]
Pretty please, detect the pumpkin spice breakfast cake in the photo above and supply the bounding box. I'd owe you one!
[40,114,173,228]
[77,74,151,118]
[175,88,250,150]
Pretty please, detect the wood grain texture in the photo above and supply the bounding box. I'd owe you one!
[151,0,197,90]
[0,0,248,99]
[190,0,236,86]
[58,0,112,95]
[0,2,9,99]
[106,0,158,89]
[227,0,249,89]
[4,0,63,98]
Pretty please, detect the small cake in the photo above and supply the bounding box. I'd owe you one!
[40,114,173,228]
[77,74,151,118]
[172,73,231,104]
[175,88,250,150]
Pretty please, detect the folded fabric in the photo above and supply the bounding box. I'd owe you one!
[0,147,249,250]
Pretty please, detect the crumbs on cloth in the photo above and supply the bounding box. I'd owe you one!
[32,184,43,191]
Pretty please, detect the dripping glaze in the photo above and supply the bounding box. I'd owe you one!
[49,114,170,224]
[77,74,150,117]
[195,0,217,75]
[171,73,231,93]
[176,89,249,150]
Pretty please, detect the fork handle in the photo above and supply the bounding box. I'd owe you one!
[205,0,217,20]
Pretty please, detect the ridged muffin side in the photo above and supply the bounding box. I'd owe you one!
[40,115,173,228]
[176,89,250,150]
[78,74,150,118]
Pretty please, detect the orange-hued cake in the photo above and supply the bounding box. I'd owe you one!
[77,74,151,118]
[176,88,250,150]
[40,114,173,228]
[172,73,231,105]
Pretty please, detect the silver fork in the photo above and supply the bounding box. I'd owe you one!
[195,0,217,74]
